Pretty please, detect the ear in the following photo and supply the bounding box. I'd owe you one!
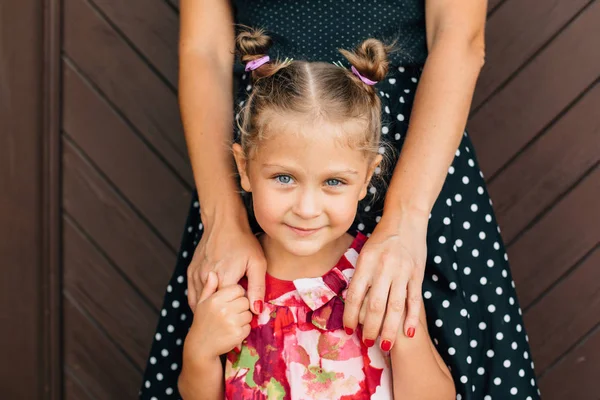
[358,154,383,201]
[232,143,252,193]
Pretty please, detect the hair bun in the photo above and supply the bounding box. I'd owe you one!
[338,38,395,84]
[235,25,273,64]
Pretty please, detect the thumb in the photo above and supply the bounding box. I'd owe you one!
[246,258,266,315]
[198,271,218,303]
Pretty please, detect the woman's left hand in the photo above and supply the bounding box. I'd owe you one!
[343,210,429,351]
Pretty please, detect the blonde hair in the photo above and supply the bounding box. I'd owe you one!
[234,25,398,203]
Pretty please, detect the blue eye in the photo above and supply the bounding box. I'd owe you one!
[326,179,344,186]
[275,175,293,185]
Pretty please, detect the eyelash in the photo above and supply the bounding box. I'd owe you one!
[273,175,345,187]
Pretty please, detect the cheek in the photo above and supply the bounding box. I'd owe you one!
[326,192,360,223]
[249,185,284,223]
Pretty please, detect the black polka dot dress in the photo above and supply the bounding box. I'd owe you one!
[139,1,542,399]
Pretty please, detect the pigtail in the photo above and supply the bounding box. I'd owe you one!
[235,24,293,79]
[338,38,396,87]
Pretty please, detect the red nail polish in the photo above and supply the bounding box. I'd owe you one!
[364,339,375,347]
[254,300,263,313]
[407,327,415,338]
[344,327,354,335]
[381,340,392,352]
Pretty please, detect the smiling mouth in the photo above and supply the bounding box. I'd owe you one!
[286,224,322,235]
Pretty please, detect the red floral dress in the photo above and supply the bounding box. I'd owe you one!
[225,232,393,399]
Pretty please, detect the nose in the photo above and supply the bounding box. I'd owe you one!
[292,186,322,220]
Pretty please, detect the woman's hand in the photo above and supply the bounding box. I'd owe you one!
[343,211,429,351]
[183,271,253,364]
[187,216,267,315]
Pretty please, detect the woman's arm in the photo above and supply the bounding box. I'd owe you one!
[380,0,488,332]
[179,0,268,315]
[390,302,456,399]
[179,0,248,225]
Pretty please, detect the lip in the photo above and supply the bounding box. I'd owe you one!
[286,224,321,236]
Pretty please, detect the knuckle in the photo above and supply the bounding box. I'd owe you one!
[388,298,404,312]
[368,297,384,313]
[344,289,360,306]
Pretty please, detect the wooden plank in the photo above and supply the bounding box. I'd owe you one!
[64,297,142,399]
[524,247,600,374]
[63,216,159,369]
[63,60,190,247]
[62,0,193,186]
[489,83,600,243]
[91,0,178,86]
[537,325,600,400]
[64,370,95,400]
[474,0,590,109]
[468,2,600,178]
[62,138,176,309]
[507,166,600,309]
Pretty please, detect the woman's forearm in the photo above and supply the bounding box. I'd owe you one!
[179,50,248,227]
[383,37,485,221]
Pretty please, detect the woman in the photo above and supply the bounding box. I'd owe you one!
[139,1,542,399]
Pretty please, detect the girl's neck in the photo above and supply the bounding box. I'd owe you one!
[257,231,355,281]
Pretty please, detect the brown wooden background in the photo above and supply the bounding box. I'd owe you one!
[2,0,598,399]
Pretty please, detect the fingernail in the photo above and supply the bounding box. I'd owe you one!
[254,300,263,313]
[364,339,375,347]
[344,327,354,335]
[381,340,392,352]
[407,327,415,338]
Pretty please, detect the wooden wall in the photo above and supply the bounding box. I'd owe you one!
[1,0,598,398]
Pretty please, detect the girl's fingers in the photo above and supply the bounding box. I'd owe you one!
[403,276,425,337]
[245,257,267,314]
[187,276,198,313]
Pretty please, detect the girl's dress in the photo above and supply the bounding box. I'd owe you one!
[140,1,542,399]
[225,231,393,399]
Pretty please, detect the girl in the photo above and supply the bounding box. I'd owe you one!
[177,31,455,399]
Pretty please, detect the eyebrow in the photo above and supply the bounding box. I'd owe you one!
[261,163,359,175]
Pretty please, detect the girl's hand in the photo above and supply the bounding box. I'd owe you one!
[343,211,429,351]
[183,271,253,364]
[187,216,267,315]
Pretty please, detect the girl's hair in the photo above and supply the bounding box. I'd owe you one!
[234,25,398,205]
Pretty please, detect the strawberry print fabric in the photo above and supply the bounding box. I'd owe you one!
[224,231,393,399]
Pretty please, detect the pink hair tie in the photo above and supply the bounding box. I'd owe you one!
[245,55,270,71]
[351,65,378,85]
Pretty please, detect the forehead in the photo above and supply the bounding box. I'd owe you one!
[252,116,369,172]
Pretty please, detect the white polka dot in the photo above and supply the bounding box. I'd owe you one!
[436,319,443,327]
[442,300,450,308]
[510,387,518,395]
[462,176,470,184]
[438,236,446,244]
[504,359,511,368]
[472,249,479,257]
[496,332,504,340]
[487,349,495,357]
[397,113,405,121]
[479,231,486,239]
[166,388,174,395]
[464,267,472,275]
[161,349,169,357]
[488,304,496,313]
[494,377,501,385]
[424,291,432,299]
[443,217,451,225]
[480,277,487,285]
[448,347,456,355]
[460,375,468,384]
[470,204,478,212]
[167,325,175,333]
[434,255,442,264]
[172,300,180,308]
[470,340,478,348]
[156,373,163,381]
[454,193,462,202]
[463,221,471,229]
[449,282,457,290]
[155,333,162,341]
[177,275,184,283]
[454,328,462,336]
[479,322,487,330]
[470,294,478,303]
[460,308,468,317]
[477,367,485,375]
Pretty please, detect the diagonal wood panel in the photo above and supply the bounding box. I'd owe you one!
[63,215,158,369]
[524,246,600,374]
[469,1,600,178]
[507,165,600,308]
[62,58,190,248]
[62,138,177,309]
[62,0,193,187]
[489,83,600,243]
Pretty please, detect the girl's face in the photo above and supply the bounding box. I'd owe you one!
[232,118,382,257]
